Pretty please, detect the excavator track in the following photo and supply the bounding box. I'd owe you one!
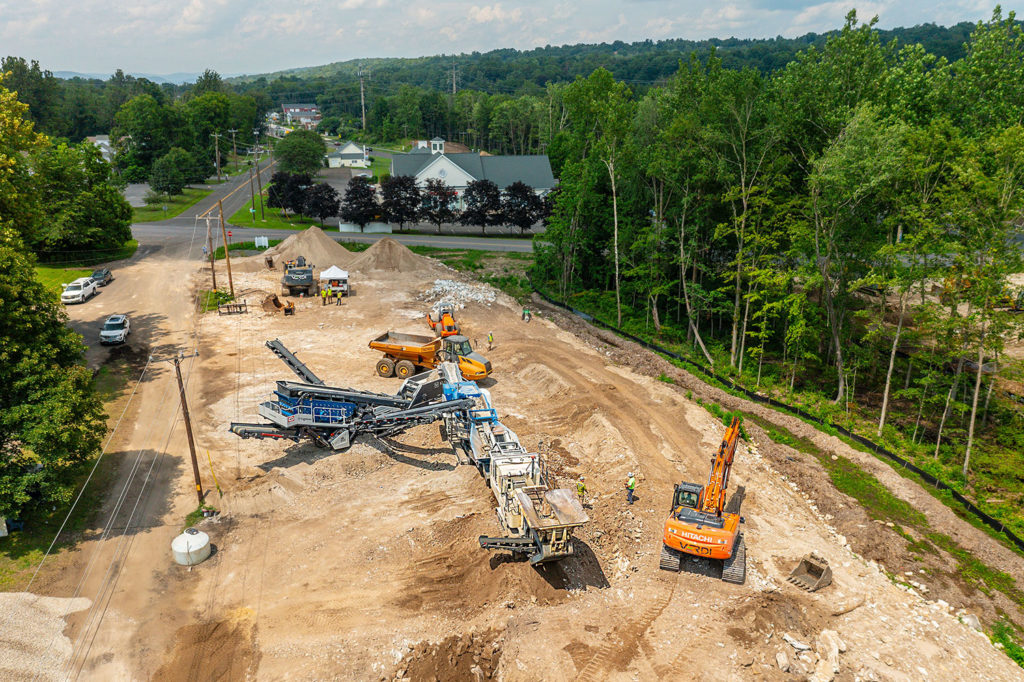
[659,545,682,572]
[721,534,746,584]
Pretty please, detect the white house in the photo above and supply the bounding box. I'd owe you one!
[281,103,321,129]
[391,141,555,209]
[326,141,369,168]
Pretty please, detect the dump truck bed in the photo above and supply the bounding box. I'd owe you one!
[369,331,439,352]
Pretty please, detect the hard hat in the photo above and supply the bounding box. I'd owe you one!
[579,475,585,480]
[628,472,634,477]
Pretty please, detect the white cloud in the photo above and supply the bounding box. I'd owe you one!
[467,3,523,23]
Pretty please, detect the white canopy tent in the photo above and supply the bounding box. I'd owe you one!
[319,266,348,281]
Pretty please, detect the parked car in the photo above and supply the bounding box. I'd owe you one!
[61,277,98,304]
[90,268,113,286]
[99,314,131,345]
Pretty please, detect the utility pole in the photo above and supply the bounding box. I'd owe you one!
[212,132,223,182]
[254,129,265,220]
[218,199,234,298]
[248,163,256,223]
[359,68,366,130]
[171,352,204,505]
[227,128,238,171]
[205,216,217,290]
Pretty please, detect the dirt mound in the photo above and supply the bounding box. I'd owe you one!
[233,226,354,273]
[391,630,502,681]
[153,611,260,681]
[349,237,432,273]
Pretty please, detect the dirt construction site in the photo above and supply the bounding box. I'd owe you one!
[6,227,1024,681]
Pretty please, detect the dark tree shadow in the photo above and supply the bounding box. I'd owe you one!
[365,436,456,471]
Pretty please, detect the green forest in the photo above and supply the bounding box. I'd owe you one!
[531,9,1024,539]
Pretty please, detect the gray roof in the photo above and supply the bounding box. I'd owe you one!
[327,151,364,159]
[282,103,318,109]
[430,137,445,142]
[391,153,555,190]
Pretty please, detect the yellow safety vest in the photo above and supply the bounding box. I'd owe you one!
[627,477,636,490]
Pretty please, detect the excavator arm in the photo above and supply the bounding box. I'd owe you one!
[699,417,741,517]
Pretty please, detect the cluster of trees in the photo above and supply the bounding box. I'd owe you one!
[340,176,547,233]
[0,76,132,255]
[0,79,109,518]
[535,10,1024,487]
[227,22,990,153]
[267,171,548,233]
[110,71,263,183]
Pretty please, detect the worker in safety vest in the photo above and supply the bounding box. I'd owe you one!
[321,287,328,306]
[334,288,341,305]
[625,472,636,505]
[576,475,588,507]
[487,331,494,350]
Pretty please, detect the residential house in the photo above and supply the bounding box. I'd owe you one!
[86,135,114,163]
[391,140,556,210]
[281,103,322,129]
[326,141,369,168]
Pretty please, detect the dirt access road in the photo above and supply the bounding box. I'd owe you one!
[21,230,1023,681]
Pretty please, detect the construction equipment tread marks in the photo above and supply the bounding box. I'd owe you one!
[396,360,415,379]
[659,545,683,572]
[376,358,395,377]
[721,534,746,584]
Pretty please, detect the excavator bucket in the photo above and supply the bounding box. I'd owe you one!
[787,553,832,592]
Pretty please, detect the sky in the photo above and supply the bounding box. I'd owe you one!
[0,0,1009,78]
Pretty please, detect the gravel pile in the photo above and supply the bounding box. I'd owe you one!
[0,592,90,680]
[420,279,497,307]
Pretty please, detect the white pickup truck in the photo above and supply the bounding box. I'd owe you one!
[61,277,98,304]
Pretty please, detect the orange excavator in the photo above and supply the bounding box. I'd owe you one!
[660,416,746,583]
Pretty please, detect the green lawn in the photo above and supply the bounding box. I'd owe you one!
[368,155,391,178]
[132,187,212,222]
[228,204,326,230]
[35,266,93,293]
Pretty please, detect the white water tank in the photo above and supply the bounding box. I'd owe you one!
[172,528,211,566]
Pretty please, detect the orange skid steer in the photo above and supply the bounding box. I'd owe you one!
[660,416,746,583]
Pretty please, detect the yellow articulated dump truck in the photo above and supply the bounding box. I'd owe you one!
[368,331,491,381]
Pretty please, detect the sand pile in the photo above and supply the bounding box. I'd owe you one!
[232,226,354,272]
[349,237,432,273]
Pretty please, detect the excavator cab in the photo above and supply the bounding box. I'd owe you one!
[672,482,702,511]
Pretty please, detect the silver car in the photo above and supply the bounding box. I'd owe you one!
[99,314,131,345]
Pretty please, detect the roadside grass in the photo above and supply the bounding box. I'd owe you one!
[35,239,139,270]
[133,188,211,222]
[213,240,283,259]
[34,266,93,293]
[198,289,234,312]
[0,355,136,591]
[228,204,322,230]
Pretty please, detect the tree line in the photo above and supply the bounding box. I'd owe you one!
[534,9,1024,513]
[266,171,548,233]
[0,78,110,519]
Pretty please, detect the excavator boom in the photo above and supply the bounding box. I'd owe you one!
[699,417,740,517]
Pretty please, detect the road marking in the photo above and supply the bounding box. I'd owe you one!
[197,161,277,218]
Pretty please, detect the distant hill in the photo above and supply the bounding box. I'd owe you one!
[53,71,236,85]
[228,21,978,95]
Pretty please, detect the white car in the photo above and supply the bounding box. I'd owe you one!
[99,314,131,345]
[61,277,98,304]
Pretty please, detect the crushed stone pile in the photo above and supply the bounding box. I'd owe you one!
[419,279,497,307]
[0,592,90,681]
[349,237,432,273]
[232,226,354,272]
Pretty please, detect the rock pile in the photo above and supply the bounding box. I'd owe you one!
[232,226,354,272]
[350,238,432,272]
[420,279,497,307]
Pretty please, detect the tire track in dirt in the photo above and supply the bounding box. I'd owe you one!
[577,573,677,681]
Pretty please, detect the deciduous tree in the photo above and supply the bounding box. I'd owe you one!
[381,175,421,231]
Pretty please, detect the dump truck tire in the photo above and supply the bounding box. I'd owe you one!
[376,358,395,377]
[395,360,415,379]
